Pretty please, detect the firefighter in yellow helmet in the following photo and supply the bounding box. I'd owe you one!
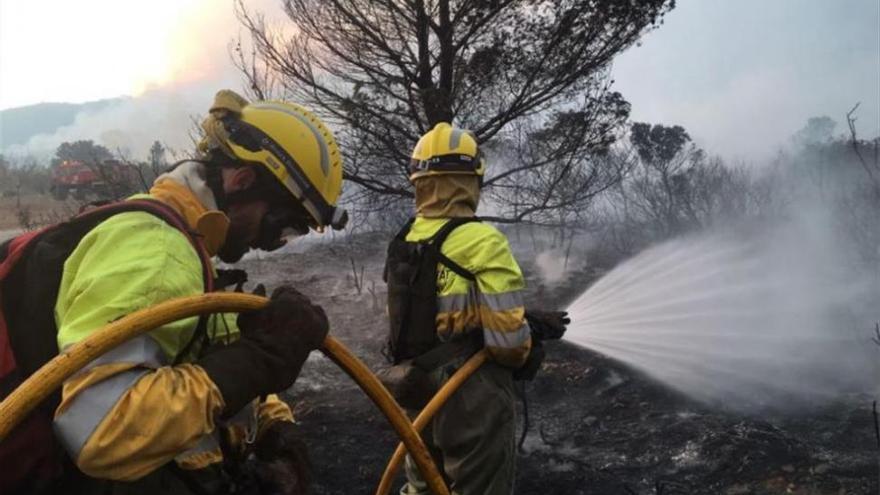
[26,90,345,494]
[383,122,567,495]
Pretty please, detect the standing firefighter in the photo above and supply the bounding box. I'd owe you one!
[383,123,568,495]
[0,90,347,494]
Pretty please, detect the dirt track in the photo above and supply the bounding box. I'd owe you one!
[238,233,878,495]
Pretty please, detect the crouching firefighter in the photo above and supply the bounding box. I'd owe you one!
[0,90,348,495]
[381,123,569,495]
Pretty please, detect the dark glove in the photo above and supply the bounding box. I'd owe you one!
[251,421,313,495]
[513,340,545,381]
[199,285,329,416]
[525,310,570,341]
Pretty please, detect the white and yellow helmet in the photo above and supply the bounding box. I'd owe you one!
[409,122,485,183]
[201,91,347,230]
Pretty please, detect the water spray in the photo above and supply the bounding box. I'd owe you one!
[563,222,877,412]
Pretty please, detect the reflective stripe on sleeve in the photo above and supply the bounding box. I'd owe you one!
[478,290,524,312]
[438,288,524,313]
[483,322,531,350]
[54,368,149,459]
[437,289,477,313]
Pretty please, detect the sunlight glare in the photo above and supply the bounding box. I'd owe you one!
[0,0,209,108]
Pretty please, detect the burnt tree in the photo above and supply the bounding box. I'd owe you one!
[236,0,674,223]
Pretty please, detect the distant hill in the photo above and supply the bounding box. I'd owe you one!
[0,98,123,149]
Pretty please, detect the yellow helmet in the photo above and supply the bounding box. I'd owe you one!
[409,122,485,182]
[205,95,346,230]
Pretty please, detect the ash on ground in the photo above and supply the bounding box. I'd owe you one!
[238,234,878,495]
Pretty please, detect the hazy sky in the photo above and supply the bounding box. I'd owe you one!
[0,0,877,162]
[612,0,880,163]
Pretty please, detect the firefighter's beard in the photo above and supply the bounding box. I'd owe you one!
[218,221,252,263]
[219,197,271,263]
[218,236,249,263]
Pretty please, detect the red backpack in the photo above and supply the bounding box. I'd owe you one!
[0,199,213,494]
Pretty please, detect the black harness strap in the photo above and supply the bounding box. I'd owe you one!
[436,252,476,281]
[385,216,479,282]
[385,216,481,365]
[427,217,480,280]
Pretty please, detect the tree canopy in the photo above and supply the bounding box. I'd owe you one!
[236,0,675,223]
[53,140,113,166]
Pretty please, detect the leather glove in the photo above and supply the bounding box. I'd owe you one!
[525,310,570,341]
[251,421,313,495]
[513,340,545,381]
[199,285,329,416]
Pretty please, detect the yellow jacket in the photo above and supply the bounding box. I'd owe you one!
[53,163,292,481]
[406,217,532,368]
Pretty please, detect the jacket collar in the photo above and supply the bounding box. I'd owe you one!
[414,175,480,218]
[150,161,229,256]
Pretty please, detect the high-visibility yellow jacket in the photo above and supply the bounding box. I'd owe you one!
[52,164,292,481]
[406,217,532,368]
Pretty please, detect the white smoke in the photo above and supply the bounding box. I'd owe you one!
[4,85,214,161]
[565,198,879,411]
[1,0,287,162]
[535,249,567,284]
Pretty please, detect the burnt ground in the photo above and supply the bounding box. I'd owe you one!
[237,233,879,495]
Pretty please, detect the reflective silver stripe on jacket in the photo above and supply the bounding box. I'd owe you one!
[478,290,524,312]
[437,288,524,314]
[55,335,165,458]
[437,288,477,313]
[54,368,149,459]
[483,322,531,349]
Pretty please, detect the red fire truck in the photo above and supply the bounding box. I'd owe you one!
[49,160,140,200]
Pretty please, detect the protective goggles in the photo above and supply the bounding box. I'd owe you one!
[409,152,484,177]
[254,206,312,251]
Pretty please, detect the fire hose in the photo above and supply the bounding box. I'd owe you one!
[374,348,489,495]
[0,293,484,495]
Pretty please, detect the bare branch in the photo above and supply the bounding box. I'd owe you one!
[846,102,880,197]
[234,0,673,224]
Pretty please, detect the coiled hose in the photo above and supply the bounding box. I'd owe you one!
[0,293,451,495]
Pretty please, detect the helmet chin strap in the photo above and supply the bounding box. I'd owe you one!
[204,157,229,212]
